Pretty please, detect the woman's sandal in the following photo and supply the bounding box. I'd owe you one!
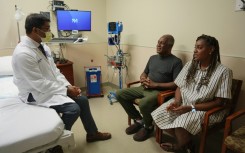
[160,143,183,152]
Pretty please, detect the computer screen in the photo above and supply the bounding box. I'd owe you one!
[56,10,91,31]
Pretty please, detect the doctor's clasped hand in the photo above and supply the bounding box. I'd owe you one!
[67,85,82,98]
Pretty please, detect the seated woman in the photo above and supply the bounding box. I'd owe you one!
[151,34,233,152]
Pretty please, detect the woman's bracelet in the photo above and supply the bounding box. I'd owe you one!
[190,104,196,112]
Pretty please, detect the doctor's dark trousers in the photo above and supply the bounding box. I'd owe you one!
[50,96,98,134]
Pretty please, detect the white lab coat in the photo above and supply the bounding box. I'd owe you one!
[12,36,74,107]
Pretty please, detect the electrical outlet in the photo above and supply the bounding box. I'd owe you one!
[235,0,245,11]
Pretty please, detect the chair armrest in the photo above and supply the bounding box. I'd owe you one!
[225,109,245,128]
[127,81,141,88]
[157,90,175,106]
[203,106,226,126]
[222,109,245,147]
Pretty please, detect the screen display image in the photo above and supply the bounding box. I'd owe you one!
[56,10,91,31]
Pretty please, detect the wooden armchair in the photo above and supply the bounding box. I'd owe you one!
[221,109,245,153]
[155,90,176,142]
[155,79,243,153]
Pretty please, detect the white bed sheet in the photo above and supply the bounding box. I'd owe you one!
[0,70,75,153]
[0,97,64,153]
[0,76,19,99]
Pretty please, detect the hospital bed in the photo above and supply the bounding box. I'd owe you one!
[0,56,75,153]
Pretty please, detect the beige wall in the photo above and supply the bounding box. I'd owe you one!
[0,0,107,46]
[1,0,245,111]
[0,0,108,88]
[106,0,245,58]
[106,0,245,112]
[64,43,108,86]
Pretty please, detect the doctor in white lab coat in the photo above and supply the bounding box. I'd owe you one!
[12,35,75,107]
[12,13,111,144]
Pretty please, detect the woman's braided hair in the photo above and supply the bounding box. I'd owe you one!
[186,34,221,88]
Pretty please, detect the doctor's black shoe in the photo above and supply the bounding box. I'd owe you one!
[86,131,112,143]
[47,145,64,153]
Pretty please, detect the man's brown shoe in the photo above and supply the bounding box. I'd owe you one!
[125,122,143,135]
[86,132,112,143]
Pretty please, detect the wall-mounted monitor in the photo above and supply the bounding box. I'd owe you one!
[56,10,91,31]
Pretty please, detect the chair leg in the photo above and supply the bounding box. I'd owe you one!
[155,127,159,143]
[221,129,229,153]
[155,126,162,143]
[199,128,208,153]
[221,120,231,153]
[128,116,131,126]
[221,144,227,153]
